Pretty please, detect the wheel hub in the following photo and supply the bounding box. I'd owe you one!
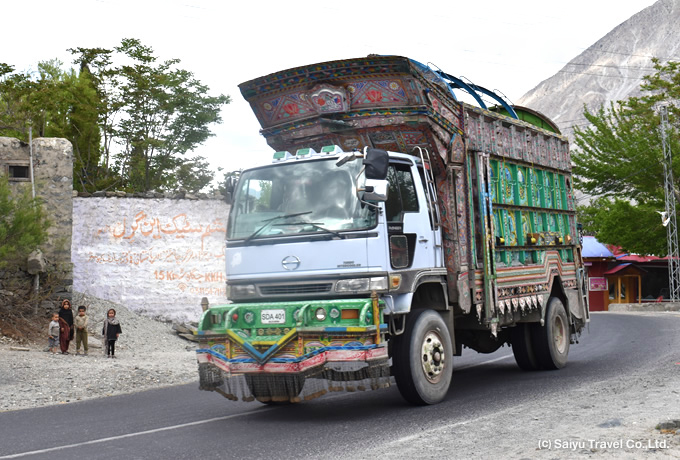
[553,315,567,354]
[421,331,445,383]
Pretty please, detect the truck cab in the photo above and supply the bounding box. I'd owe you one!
[226,147,444,315]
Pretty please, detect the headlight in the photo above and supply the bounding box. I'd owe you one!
[227,284,256,298]
[335,276,388,292]
[315,307,327,321]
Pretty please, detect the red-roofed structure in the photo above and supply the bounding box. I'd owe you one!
[583,236,670,310]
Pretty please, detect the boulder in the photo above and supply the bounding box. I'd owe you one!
[27,250,46,275]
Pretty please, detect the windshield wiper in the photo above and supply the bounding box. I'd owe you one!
[273,221,342,238]
[243,211,313,243]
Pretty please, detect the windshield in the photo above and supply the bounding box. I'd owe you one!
[227,158,376,240]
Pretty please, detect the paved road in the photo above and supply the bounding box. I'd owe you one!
[1,312,678,460]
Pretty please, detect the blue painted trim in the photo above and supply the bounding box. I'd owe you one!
[197,343,384,365]
[407,58,518,119]
[438,71,518,119]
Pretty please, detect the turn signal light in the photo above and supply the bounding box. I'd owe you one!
[390,274,402,289]
[341,309,359,319]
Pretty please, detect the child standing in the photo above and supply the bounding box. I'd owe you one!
[74,306,89,356]
[58,299,74,354]
[102,308,122,358]
[48,313,60,354]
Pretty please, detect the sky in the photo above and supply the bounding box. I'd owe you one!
[2,0,659,180]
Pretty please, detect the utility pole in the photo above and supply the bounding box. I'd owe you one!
[660,104,680,301]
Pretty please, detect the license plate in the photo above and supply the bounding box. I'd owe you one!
[261,309,286,324]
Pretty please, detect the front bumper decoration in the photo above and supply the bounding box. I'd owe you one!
[196,297,392,403]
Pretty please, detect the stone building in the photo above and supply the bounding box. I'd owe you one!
[2,135,232,321]
[0,137,73,300]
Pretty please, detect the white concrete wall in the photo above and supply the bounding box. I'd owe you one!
[72,197,229,322]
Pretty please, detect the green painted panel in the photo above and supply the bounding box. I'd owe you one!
[504,209,518,246]
[516,166,528,206]
[500,163,515,205]
[493,209,503,241]
[534,169,545,207]
[543,171,554,209]
[489,160,499,203]
[558,175,568,210]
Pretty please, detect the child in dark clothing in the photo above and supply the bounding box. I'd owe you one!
[58,299,74,354]
[102,308,122,358]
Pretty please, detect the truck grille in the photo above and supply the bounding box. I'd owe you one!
[260,283,333,295]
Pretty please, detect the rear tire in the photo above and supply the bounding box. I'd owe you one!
[510,323,539,371]
[531,297,570,370]
[392,309,453,405]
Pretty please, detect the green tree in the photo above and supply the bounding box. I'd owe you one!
[71,38,231,193]
[0,60,112,192]
[573,59,680,255]
[0,175,50,269]
[2,38,230,194]
[0,63,33,138]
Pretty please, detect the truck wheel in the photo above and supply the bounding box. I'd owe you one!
[531,297,570,370]
[392,309,453,405]
[510,323,538,371]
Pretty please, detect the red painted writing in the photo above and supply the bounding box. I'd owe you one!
[97,212,225,248]
[189,286,227,296]
[154,270,226,283]
[87,247,225,265]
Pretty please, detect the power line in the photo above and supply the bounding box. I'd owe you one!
[563,62,658,71]
[577,48,680,61]
[556,69,651,79]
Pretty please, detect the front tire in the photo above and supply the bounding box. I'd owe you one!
[531,297,570,370]
[392,309,453,405]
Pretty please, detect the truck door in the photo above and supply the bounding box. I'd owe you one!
[384,161,440,271]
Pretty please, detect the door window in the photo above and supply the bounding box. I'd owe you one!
[385,164,419,222]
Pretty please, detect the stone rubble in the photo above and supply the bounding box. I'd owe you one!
[0,292,199,412]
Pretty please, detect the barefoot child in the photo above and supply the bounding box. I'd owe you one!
[48,313,60,354]
[102,308,122,358]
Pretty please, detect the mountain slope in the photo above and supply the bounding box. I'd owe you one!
[518,0,680,136]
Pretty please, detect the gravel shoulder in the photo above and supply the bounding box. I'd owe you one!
[0,292,198,412]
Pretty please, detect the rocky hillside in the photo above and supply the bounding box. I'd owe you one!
[518,0,680,137]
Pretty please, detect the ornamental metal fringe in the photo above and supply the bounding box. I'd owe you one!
[198,361,392,404]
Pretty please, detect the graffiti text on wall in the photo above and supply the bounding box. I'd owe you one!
[96,211,226,249]
[154,269,226,283]
[87,247,225,265]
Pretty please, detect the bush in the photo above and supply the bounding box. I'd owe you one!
[0,174,50,269]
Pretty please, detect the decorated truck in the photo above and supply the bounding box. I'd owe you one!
[196,55,589,405]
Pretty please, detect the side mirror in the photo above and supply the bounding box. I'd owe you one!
[224,176,237,204]
[363,148,389,180]
[362,179,388,202]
